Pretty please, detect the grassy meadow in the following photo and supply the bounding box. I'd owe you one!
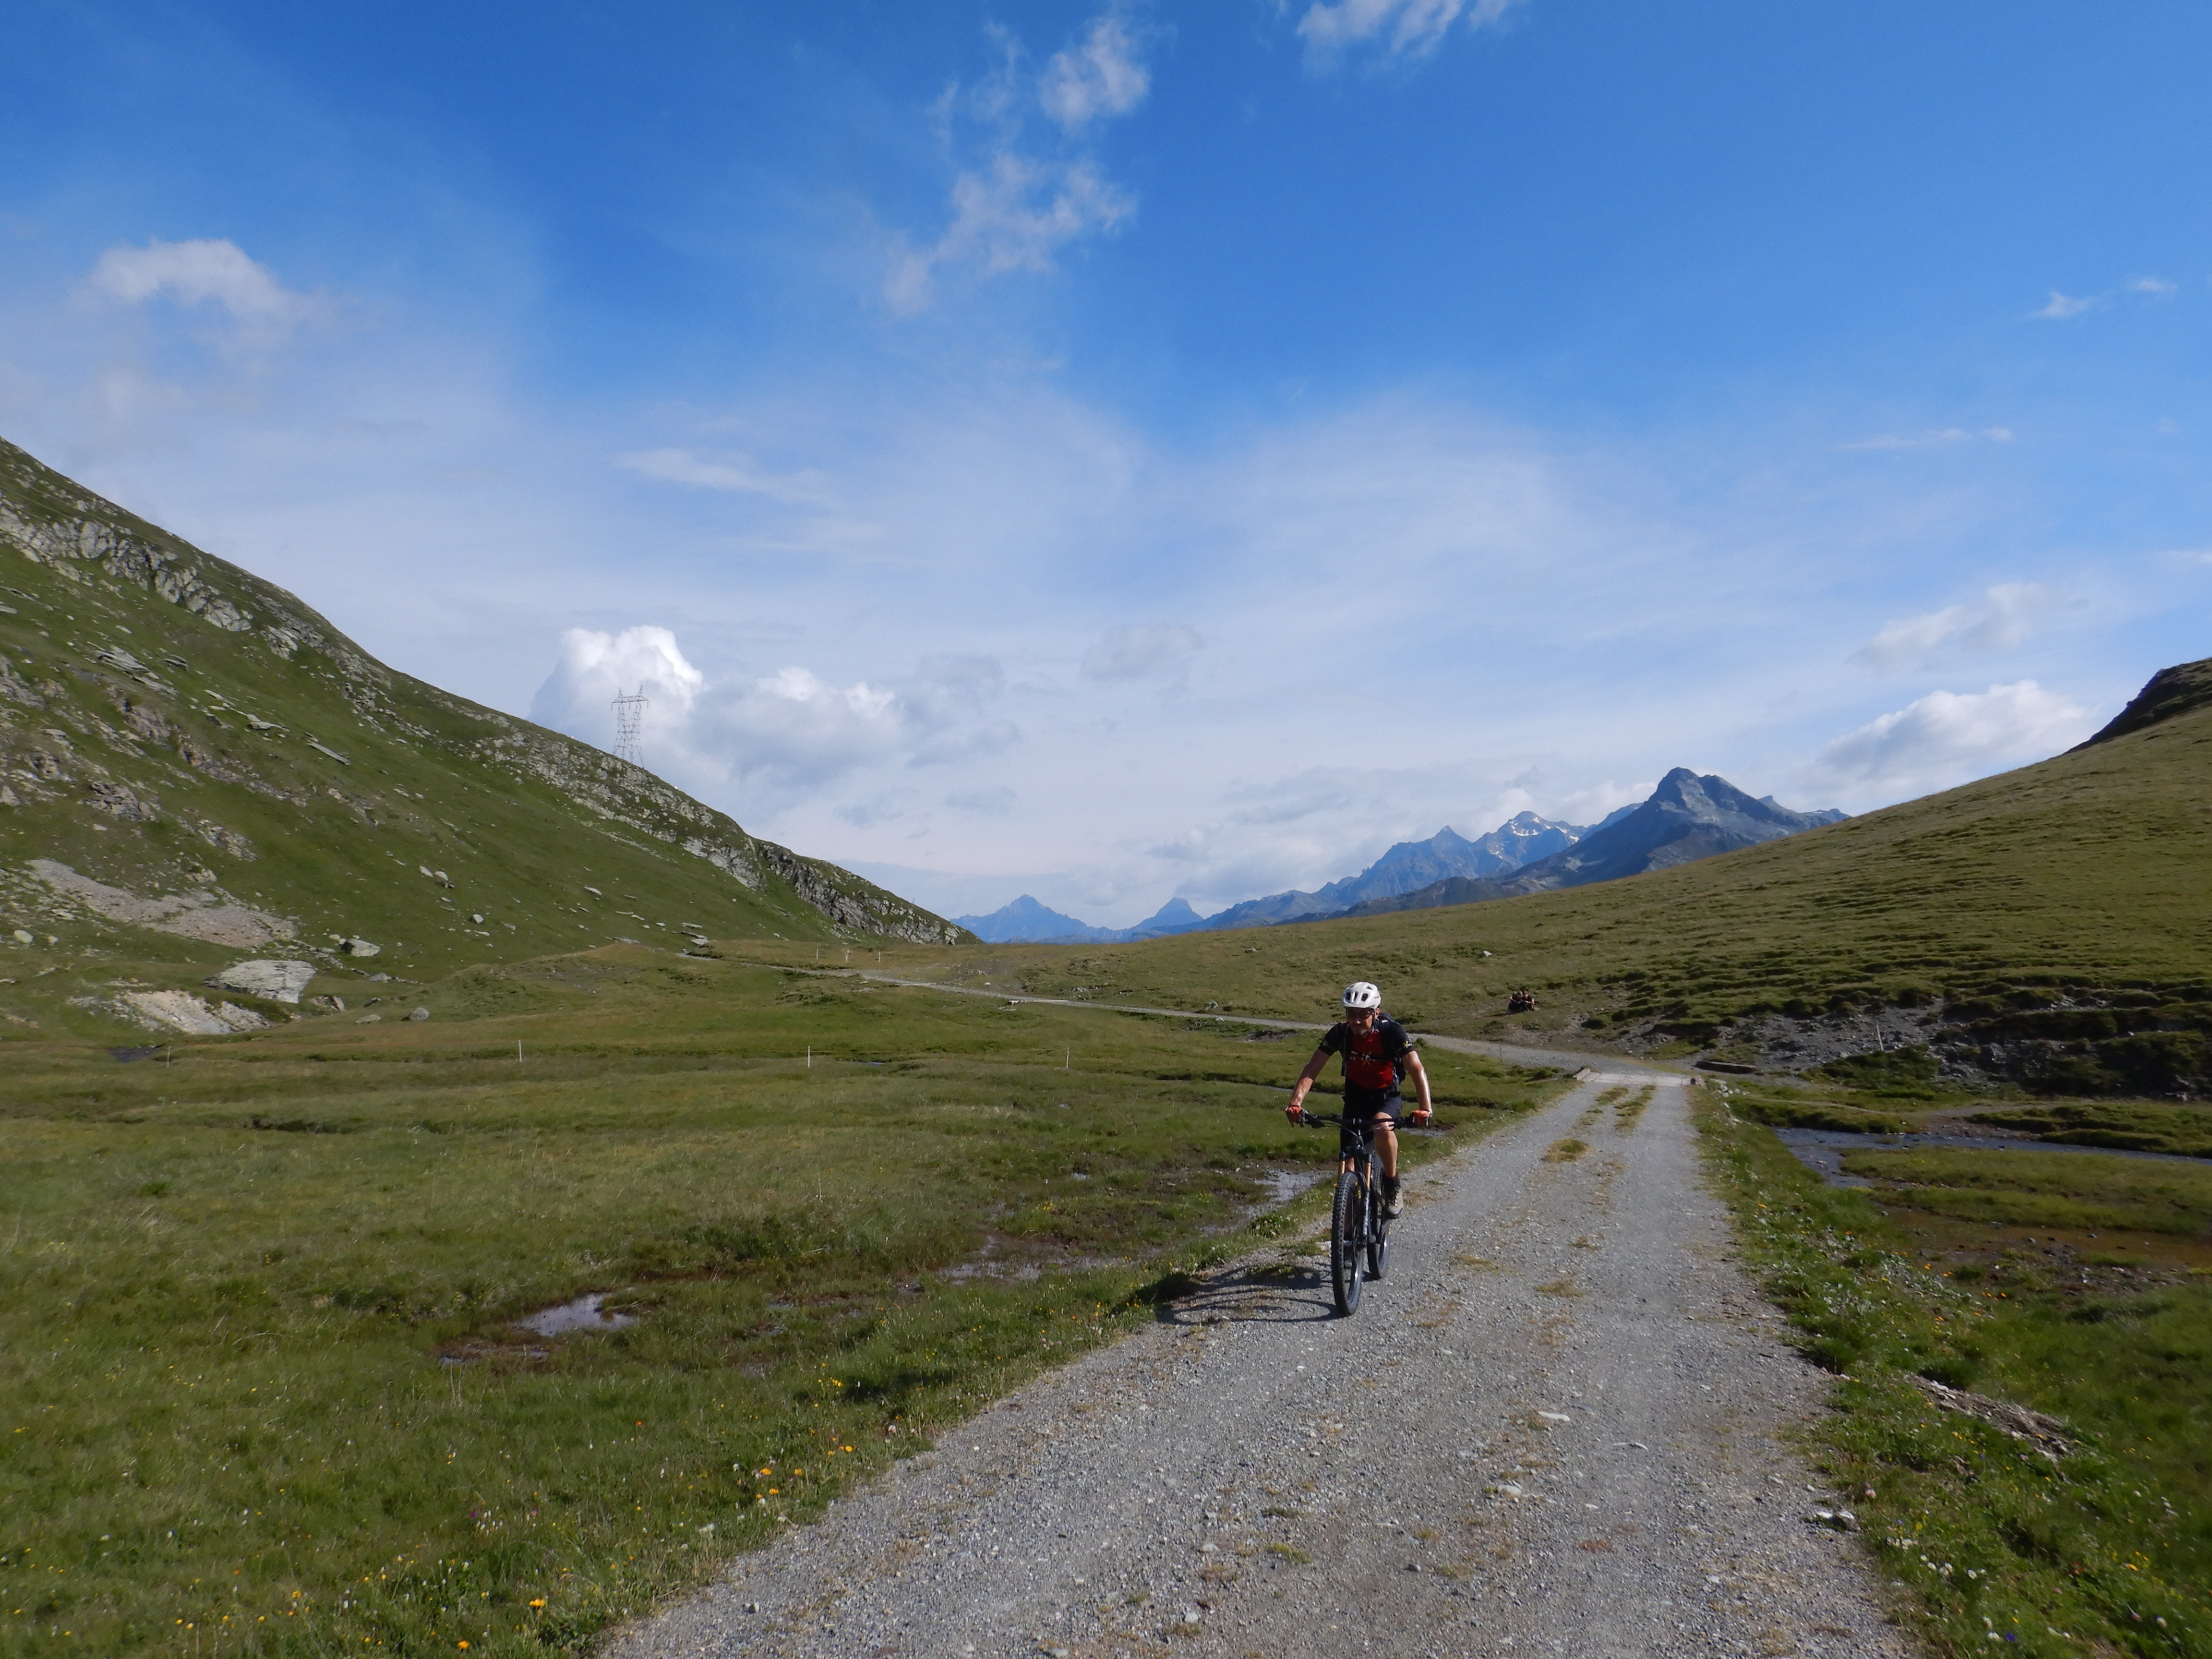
[1698,1094,2211,1659]
[0,949,1563,1657]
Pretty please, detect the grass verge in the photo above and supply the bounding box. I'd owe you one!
[1694,1088,2211,1658]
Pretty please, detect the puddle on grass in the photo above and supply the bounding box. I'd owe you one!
[515,1293,638,1336]
[1774,1127,2211,1188]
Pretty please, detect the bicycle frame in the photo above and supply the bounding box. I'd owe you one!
[1297,1109,1391,1313]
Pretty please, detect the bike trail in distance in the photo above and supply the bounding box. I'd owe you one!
[827,967,1615,1076]
[608,988,1911,1659]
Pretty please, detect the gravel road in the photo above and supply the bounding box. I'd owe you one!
[609,1069,1912,1659]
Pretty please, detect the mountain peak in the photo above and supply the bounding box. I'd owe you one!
[1497,769,1842,895]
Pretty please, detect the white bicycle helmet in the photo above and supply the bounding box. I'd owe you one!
[1341,981,1382,1010]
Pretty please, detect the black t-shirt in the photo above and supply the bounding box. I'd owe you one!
[1319,1016,1412,1094]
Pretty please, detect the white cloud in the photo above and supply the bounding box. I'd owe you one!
[85,238,327,344]
[1815,680,2092,795]
[2032,290,2095,321]
[945,785,1018,816]
[1082,622,1203,685]
[14,224,2167,929]
[2128,276,2178,297]
[1837,425,2013,452]
[709,667,904,788]
[888,155,1135,313]
[615,447,833,505]
[1040,15,1151,132]
[1851,582,2053,673]
[887,13,1150,313]
[528,626,1030,806]
[1297,0,1519,68]
[531,625,708,736]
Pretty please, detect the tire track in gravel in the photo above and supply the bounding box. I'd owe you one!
[609,1071,1914,1659]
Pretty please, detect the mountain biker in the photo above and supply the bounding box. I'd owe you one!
[1286,981,1433,1219]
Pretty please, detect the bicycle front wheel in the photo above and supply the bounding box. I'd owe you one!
[1330,1169,1365,1315]
[1367,1184,1391,1281]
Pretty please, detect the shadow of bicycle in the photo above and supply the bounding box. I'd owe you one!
[1153,1261,1344,1326]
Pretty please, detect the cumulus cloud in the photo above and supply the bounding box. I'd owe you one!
[1815,680,2091,795]
[1851,583,2053,673]
[1082,622,1203,685]
[2032,290,2095,321]
[1297,0,1519,68]
[615,447,833,505]
[710,667,905,788]
[529,625,708,742]
[1040,14,1151,132]
[887,12,1150,313]
[1836,426,2013,452]
[529,626,1022,803]
[85,238,328,346]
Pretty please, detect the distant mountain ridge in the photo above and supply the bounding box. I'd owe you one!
[1201,815,1587,930]
[955,893,1207,945]
[1341,769,1844,918]
[959,813,1589,943]
[960,777,1845,943]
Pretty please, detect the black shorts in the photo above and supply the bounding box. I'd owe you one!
[1336,1093,1389,1159]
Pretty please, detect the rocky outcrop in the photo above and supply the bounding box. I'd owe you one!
[752,841,973,945]
[2075,654,2212,747]
[29,860,296,949]
[474,723,767,890]
[0,437,385,680]
[116,989,269,1035]
[208,959,318,1003]
[1695,988,2212,1100]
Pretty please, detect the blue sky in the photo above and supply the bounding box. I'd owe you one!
[4,0,2210,923]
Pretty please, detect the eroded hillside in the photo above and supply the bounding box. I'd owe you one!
[0,436,962,1037]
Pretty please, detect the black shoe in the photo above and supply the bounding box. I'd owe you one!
[1382,1178,1404,1220]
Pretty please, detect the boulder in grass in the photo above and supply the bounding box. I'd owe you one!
[339,937,381,957]
[122,990,268,1034]
[206,959,317,1003]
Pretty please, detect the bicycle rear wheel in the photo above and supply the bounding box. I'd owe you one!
[1330,1169,1365,1315]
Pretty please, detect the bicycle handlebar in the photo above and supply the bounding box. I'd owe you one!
[1294,1108,1431,1127]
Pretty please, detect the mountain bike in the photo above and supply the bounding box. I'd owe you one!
[1295,1109,1391,1315]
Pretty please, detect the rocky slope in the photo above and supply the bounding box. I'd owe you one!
[0,436,964,1035]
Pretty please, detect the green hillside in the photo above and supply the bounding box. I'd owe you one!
[0,436,963,1042]
[885,669,2212,1096]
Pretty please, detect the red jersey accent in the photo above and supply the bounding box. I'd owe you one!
[1324,1017,1410,1092]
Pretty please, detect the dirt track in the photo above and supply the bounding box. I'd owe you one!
[609,1068,1911,1659]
